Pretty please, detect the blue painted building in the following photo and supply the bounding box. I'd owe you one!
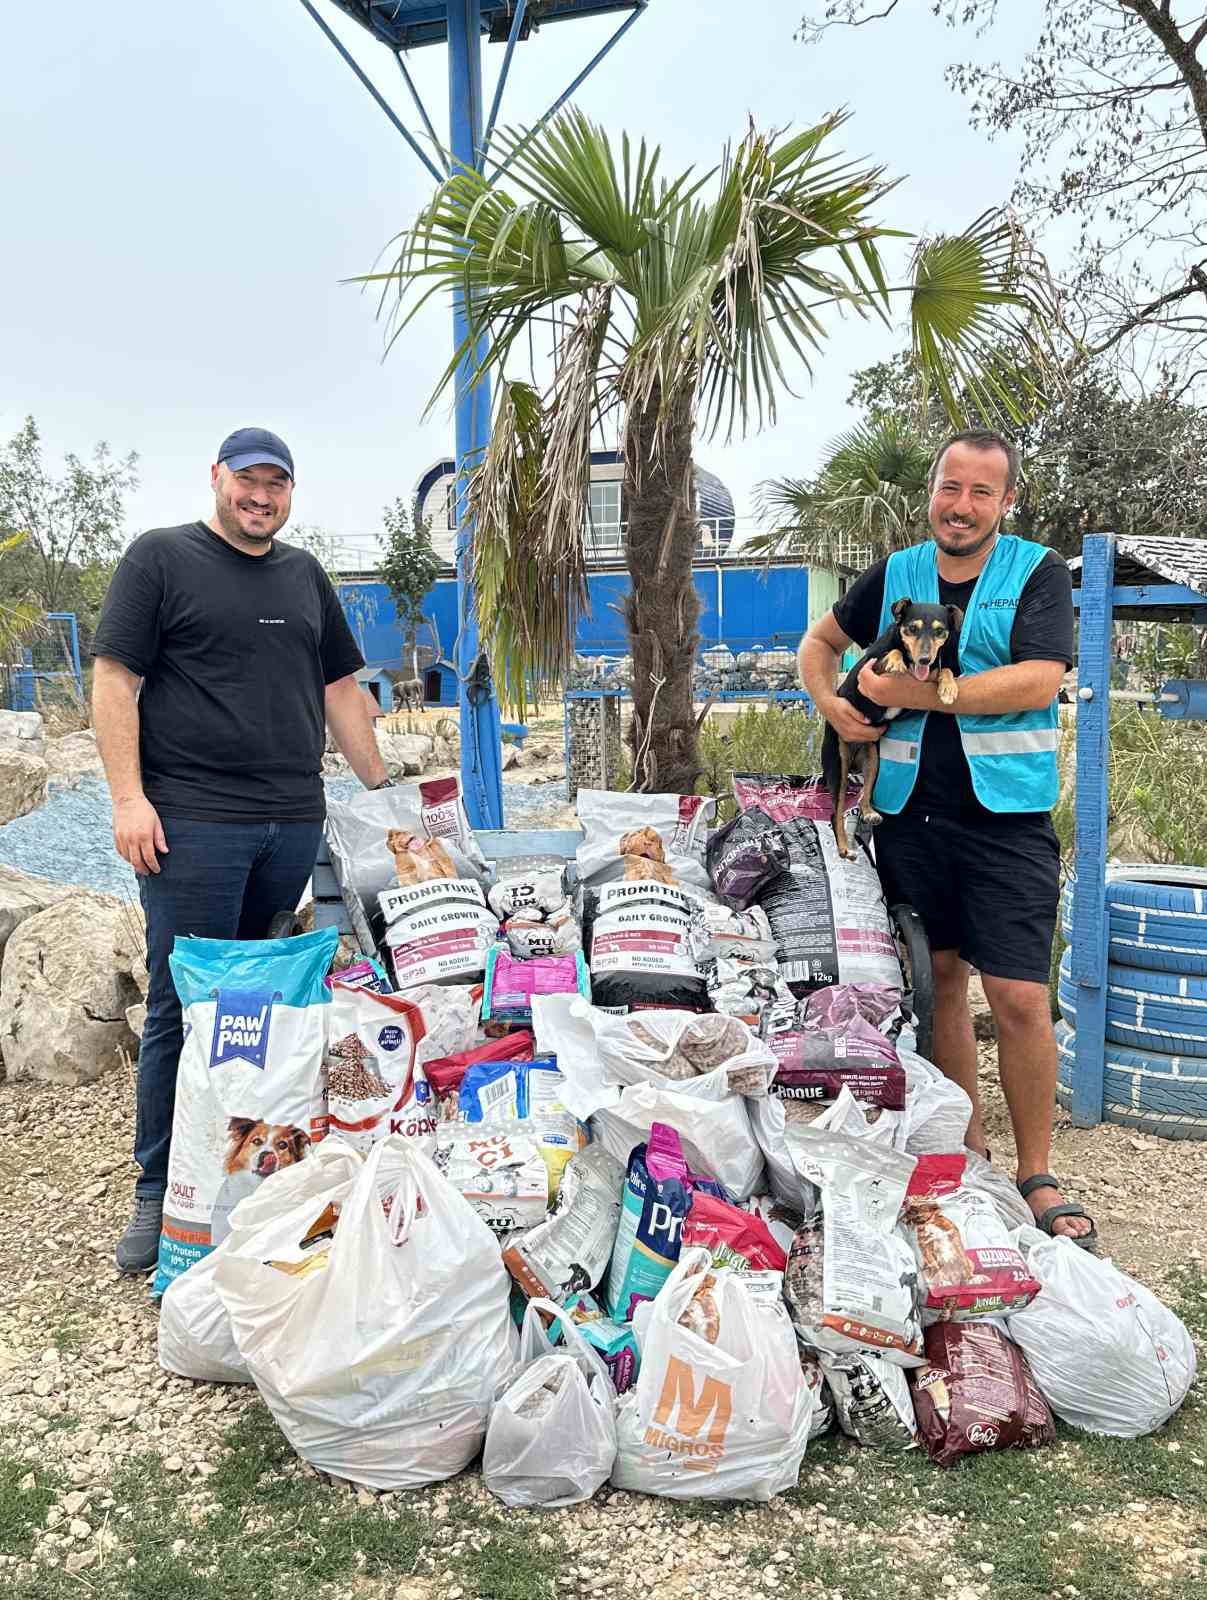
[338,558,811,705]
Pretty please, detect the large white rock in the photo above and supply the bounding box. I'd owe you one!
[0,894,142,1083]
[0,709,44,744]
[0,750,48,824]
[379,732,434,777]
[44,729,105,787]
[0,866,70,955]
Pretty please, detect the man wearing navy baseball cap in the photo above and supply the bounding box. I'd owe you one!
[92,427,392,1274]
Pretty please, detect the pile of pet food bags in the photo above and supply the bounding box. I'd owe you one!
[156,773,1196,1505]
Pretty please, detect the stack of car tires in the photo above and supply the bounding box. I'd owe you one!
[1056,867,1207,1139]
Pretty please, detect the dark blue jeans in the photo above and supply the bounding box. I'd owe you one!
[135,816,324,1198]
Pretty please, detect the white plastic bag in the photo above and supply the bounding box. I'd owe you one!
[590,1081,764,1200]
[611,1248,812,1501]
[215,1136,517,1488]
[899,1048,973,1155]
[1003,1227,1196,1438]
[483,1298,618,1507]
[593,1008,777,1098]
[158,1140,363,1385]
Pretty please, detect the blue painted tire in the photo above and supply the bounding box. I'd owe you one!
[1060,868,1207,977]
[1058,949,1207,1057]
[1054,1021,1207,1138]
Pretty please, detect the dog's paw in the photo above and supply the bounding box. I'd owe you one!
[860,808,883,827]
[880,649,906,675]
[937,668,958,706]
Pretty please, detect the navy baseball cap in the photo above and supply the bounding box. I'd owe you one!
[217,427,294,480]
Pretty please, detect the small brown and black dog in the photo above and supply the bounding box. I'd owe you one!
[821,598,962,858]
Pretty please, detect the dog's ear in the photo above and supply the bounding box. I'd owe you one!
[227,1116,256,1145]
[946,605,964,633]
[291,1128,311,1160]
[890,596,912,622]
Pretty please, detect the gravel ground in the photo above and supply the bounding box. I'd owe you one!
[1,1050,1204,1600]
[0,773,576,899]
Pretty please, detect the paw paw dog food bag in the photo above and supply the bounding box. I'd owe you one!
[153,926,339,1298]
[901,1155,1040,1322]
[325,982,432,1156]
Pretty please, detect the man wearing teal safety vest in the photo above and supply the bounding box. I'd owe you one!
[799,429,1094,1245]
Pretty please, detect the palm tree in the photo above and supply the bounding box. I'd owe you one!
[753,416,934,568]
[378,111,1057,793]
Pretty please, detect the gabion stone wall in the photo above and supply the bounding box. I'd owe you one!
[566,694,623,802]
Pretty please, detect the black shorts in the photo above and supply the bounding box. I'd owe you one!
[873,807,1060,984]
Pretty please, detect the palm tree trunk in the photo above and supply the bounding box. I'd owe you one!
[623,390,701,794]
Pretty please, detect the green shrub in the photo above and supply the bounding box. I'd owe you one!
[696,705,826,820]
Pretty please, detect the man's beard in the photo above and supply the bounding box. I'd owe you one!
[933,519,998,558]
[215,494,283,544]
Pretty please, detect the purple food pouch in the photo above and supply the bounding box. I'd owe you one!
[706,814,793,909]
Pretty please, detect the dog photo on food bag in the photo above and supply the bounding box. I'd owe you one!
[821,598,962,858]
[209,1118,311,1246]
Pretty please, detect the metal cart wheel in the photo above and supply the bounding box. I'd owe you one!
[890,902,934,1060]
[267,910,306,940]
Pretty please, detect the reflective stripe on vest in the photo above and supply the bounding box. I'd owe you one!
[870,535,1061,815]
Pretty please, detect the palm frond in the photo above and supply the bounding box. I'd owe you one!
[467,380,590,719]
[752,417,933,564]
[625,118,901,446]
[909,209,1064,428]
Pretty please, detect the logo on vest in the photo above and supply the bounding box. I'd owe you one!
[643,1355,733,1470]
[209,988,280,1070]
[980,597,1018,610]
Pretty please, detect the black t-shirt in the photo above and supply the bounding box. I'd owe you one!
[831,544,1073,815]
[92,522,364,822]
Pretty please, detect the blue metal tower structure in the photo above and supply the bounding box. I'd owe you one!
[296,0,649,827]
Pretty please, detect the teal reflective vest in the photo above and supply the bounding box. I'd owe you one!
[871,535,1061,815]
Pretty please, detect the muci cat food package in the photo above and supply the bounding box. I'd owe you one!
[153,926,339,1297]
[324,982,431,1155]
[576,790,716,895]
[434,1120,549,1238]
[901,1155,1040,1321]
[783,1126,923,1362]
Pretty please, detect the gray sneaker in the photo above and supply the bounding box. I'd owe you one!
[115,1194,163,1275]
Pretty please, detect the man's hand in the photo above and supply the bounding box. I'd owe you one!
[856,661,938,712]
[819,692,886,744]
[113,795,168,875]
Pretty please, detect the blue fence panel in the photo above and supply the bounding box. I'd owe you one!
[338,565,811,675]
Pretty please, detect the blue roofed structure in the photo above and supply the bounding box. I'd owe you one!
[325,1,644,51]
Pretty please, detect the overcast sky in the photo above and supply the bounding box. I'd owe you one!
[2,0,1039,560]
